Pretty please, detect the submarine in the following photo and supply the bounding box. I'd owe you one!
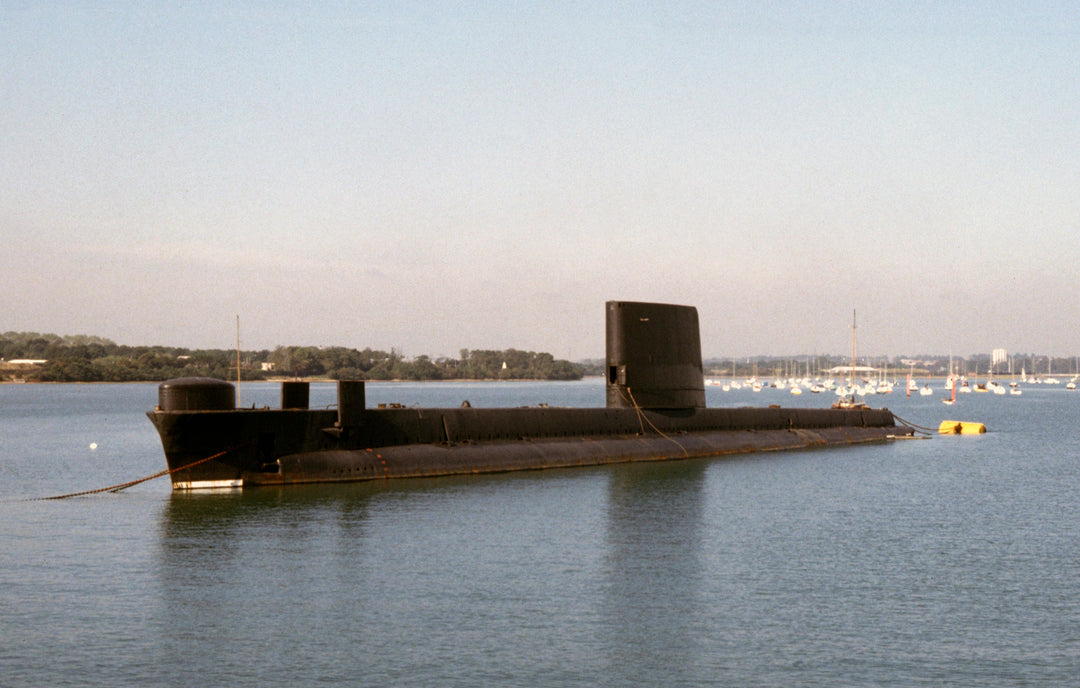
[147,301,911,489]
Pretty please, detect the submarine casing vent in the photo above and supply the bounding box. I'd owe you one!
[158,377,236,411]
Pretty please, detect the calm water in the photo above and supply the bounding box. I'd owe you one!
[2,379,1079,686]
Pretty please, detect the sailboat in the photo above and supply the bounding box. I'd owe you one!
[942,358,957,405]
[942,380,956,405]
[833,310,867,409]
[986,366,1006,395]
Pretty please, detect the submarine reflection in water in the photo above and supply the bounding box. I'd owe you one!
[147,301,910,489]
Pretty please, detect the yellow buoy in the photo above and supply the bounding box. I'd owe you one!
[939,420,986,434]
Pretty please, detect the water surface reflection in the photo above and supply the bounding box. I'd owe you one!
[600,460,710,682]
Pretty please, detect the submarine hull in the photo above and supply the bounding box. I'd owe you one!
[250,425,900,486]
[146,301,911,490]
[147,404,907,489]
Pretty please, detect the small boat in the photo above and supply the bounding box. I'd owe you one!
[943,375,958,405]
[833,398,868,409]
[831,310,867,410]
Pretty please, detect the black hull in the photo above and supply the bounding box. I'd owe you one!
[147,405,908,489]
[146,301,911,490]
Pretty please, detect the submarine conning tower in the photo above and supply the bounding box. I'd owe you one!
[605,301,705,410]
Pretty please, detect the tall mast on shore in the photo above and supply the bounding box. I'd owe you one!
[236,315,241,408]
[850,309,856,390]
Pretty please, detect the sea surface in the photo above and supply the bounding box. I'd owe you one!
[2,378,1079,686]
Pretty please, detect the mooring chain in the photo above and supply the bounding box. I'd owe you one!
[889,414,936,435]
[30,442,253,501]
[624,387,690,457]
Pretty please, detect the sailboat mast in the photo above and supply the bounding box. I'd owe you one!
[850,309,856,389]
[236,314,242,408]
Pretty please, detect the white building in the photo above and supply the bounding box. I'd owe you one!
[992,349,1008,369]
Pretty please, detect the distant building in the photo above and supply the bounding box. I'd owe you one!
[992,349,1008,368]
[0,359,47,380]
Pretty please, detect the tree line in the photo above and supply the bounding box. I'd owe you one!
[264,346,582,381]
[0,332,583,383]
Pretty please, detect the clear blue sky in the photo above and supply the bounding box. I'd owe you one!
[3,2,1079,360]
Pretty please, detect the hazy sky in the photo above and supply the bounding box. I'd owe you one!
[4,2,1079,360]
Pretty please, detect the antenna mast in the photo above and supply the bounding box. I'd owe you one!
[850,309,856,389]
[236,315,242,408]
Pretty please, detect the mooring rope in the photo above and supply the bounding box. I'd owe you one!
[624,387,690,457]
[620,387,647,435]
[31,442,252,501]
[890,413,936,436]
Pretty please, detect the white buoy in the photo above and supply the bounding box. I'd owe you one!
[89,442,98,450]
